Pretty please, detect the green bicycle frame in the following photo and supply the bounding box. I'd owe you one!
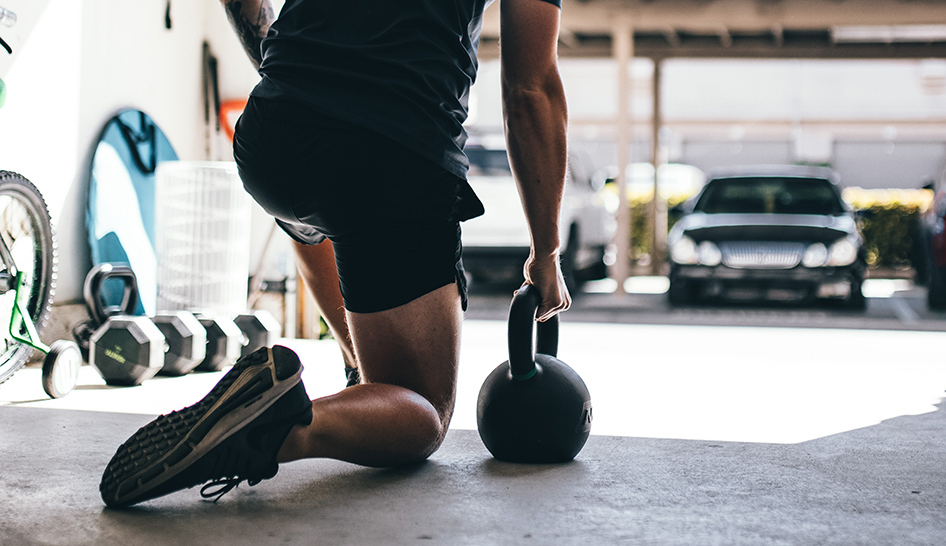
[9,270,49,354]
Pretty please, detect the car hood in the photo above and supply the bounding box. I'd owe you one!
[673,213,858,244]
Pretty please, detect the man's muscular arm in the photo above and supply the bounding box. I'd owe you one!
[500,0,570,322]
[220,0,276,69]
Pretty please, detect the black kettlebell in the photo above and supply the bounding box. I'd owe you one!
[476,284,592,463]
[84,263,140,324]
[73,263,140,362]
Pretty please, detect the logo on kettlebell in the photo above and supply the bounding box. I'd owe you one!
[576,400,592,433]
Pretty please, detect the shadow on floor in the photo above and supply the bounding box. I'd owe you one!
[1,398,944,545]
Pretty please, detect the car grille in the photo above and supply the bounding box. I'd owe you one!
[719,242,805,269]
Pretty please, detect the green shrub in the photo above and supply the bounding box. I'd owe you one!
[611,186,933,270]
[843,188,931,269]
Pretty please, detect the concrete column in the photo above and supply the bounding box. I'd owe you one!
[650,58,667,275]
[612,20,633,295]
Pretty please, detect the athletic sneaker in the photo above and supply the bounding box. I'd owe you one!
[100,345,313,508]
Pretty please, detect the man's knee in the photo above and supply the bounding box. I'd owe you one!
[393,390,449,463]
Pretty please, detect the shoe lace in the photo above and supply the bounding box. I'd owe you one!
[199,476,264,502]
[195,429,275,503]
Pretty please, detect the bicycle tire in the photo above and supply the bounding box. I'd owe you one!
[0,171,56,386]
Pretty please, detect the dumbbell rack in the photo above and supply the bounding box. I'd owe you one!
[78,262,282,387]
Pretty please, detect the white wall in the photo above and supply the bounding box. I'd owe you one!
[662,59,946,121]
[467,56,946,189]
[0,0,81,220]
[0,0,284,305]
[0,0,53,79]
[0,0,84,301]
[471,57,946,129]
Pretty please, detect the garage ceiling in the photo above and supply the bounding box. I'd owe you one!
[479,0,946,59]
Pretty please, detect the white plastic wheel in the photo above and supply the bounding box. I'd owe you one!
[42,340,82,399]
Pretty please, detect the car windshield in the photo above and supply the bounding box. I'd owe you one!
[694,177,844,215]
[467,148,512,176]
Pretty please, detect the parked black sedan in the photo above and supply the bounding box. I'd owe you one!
[667,166,867,309]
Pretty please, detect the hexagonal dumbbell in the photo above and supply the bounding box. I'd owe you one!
[89,316,166,386]
[234,310,281,357]
[152,311,207,376]
[192,312,244,372]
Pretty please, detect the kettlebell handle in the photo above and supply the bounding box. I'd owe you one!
[84,263,139,325]
[508,284,559,380]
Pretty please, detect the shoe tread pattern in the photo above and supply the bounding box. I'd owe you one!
[100,347,286,505]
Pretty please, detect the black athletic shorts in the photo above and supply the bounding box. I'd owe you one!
[233,97,484,313]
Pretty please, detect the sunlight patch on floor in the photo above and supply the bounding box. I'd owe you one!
[3,321,945,445]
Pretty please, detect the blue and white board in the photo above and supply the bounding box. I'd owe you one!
[87,109,177,315]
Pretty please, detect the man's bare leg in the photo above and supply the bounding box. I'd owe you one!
[277,283,462,467]
[293,240,359,381]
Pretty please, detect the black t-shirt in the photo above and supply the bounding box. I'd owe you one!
[252,0,561,180]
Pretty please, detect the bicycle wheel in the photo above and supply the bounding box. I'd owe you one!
[0,171,56,386]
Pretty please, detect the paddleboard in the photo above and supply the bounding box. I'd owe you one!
[87,109,177,315]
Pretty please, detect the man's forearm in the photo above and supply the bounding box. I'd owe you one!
[220,0,275,69]
[503,78,569,257]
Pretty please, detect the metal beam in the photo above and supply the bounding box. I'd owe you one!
[479,0,946,60]
[482,0,946,37]
[478,35,946,60]
[662,26,681,48]
[718,26,733,48]
[772,25,784,47]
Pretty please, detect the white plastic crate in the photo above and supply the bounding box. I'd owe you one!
[155,161,251,316]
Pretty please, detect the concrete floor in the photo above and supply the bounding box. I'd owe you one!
[1,320,945,545]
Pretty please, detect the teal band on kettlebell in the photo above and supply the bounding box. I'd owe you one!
[0,78,6,109]
[512,367,537,381]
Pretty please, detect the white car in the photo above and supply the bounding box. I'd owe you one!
[461,144,618,293]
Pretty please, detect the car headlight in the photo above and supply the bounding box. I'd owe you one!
[933,217,945,236]
[670,236,698,264]
[802,243,828,267]
[826,238,858,266]
[670,236,721,266]
[802,240,858,267]
[697,241,722,266]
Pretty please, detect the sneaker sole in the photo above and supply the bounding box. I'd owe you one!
[101,346,305,507]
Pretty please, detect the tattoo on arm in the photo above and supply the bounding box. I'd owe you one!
[224,1,275,69]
